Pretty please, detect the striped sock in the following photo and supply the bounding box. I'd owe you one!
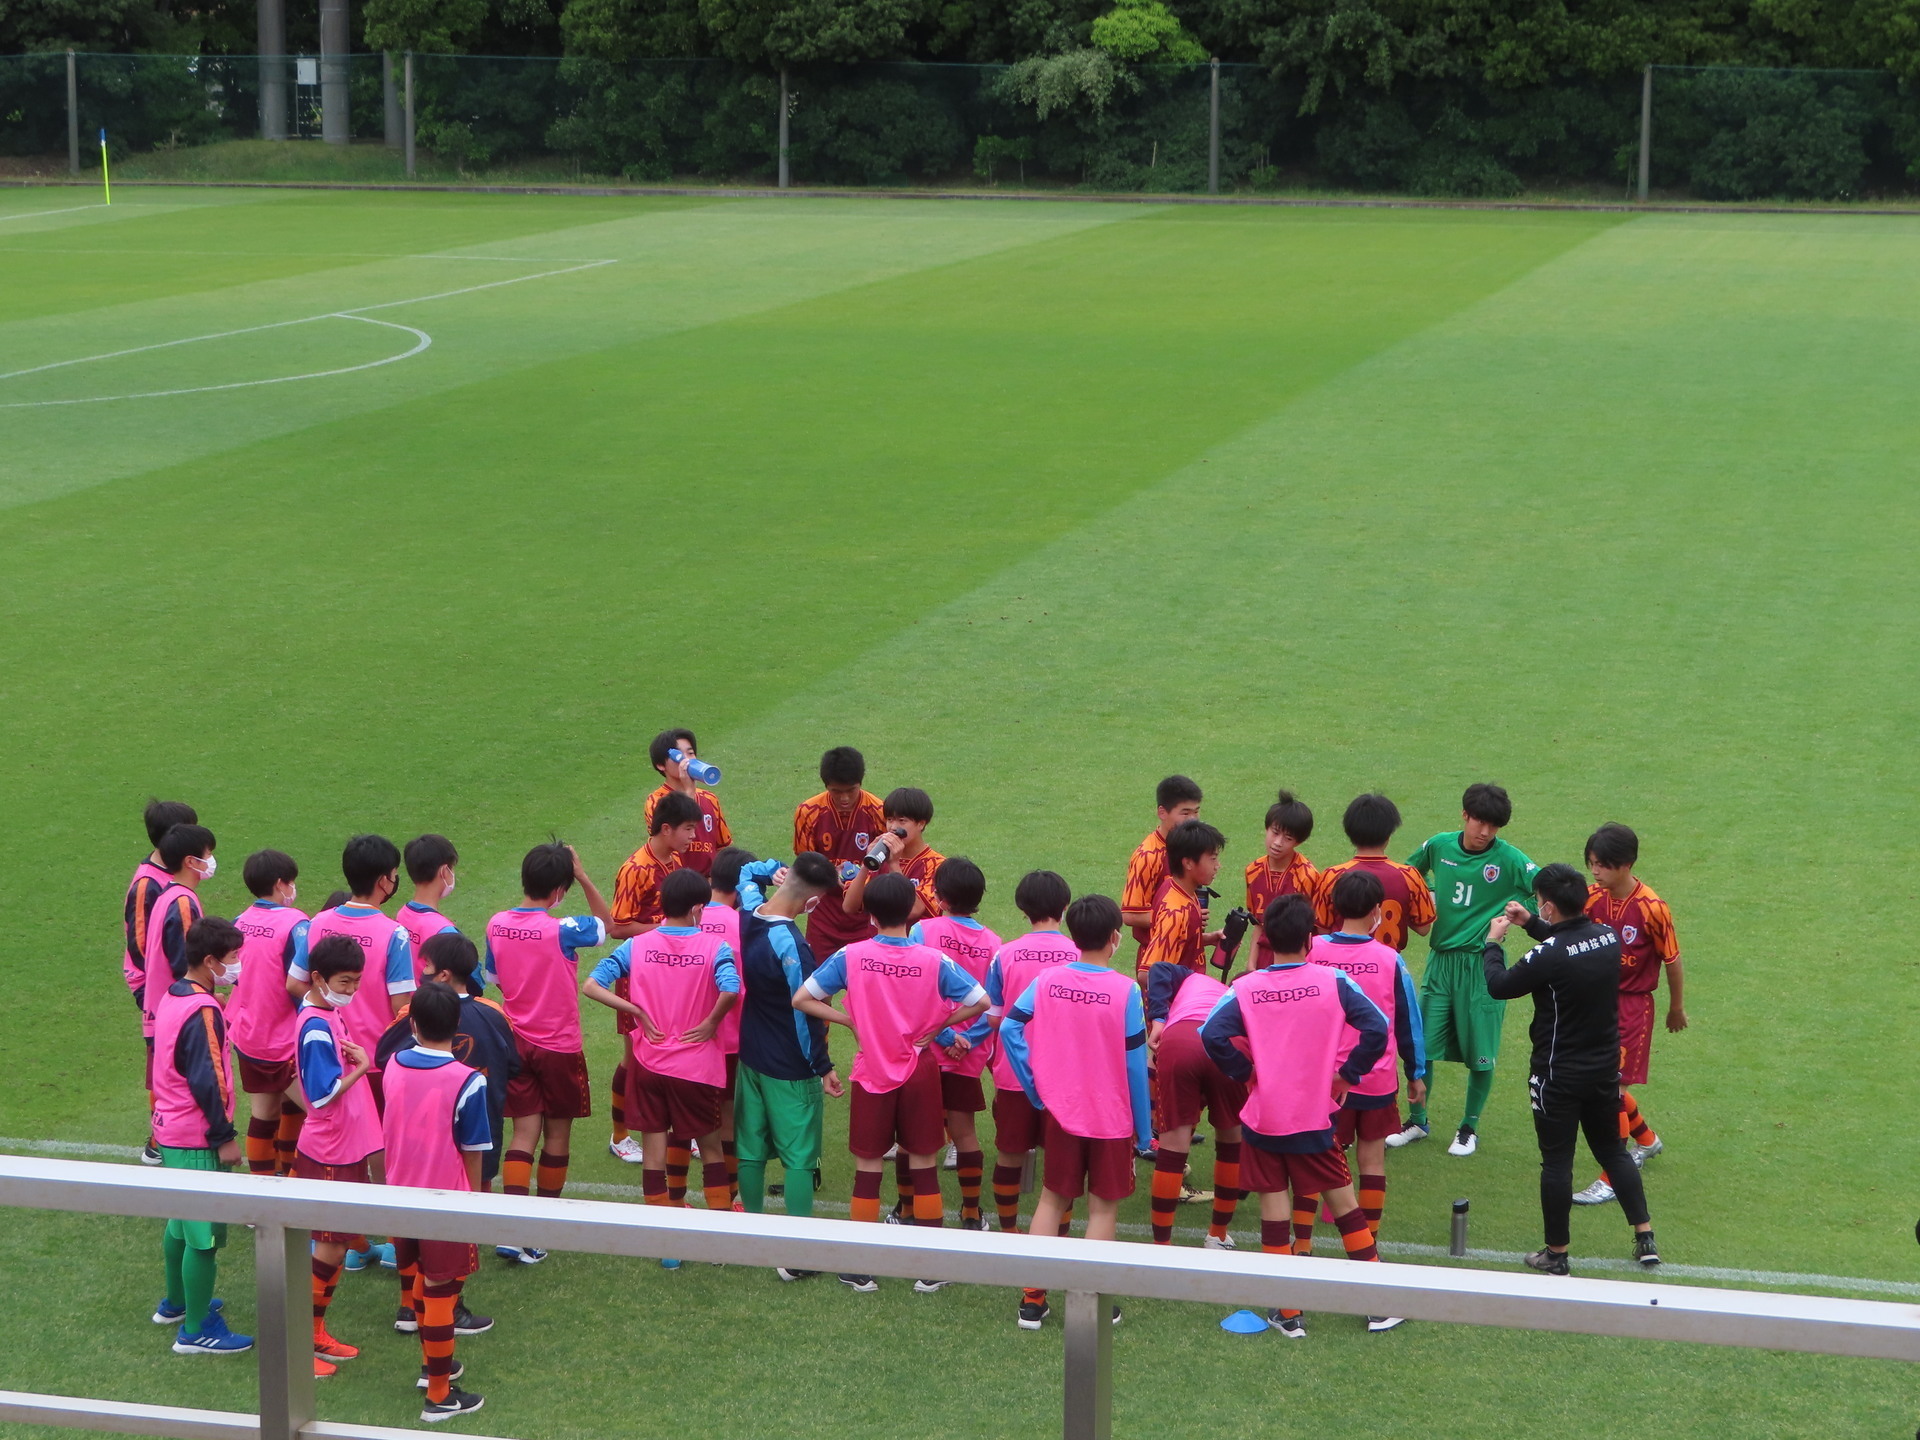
[642,1167,668,1205]
[956,1149,984,1222]
[721,1138,738,1204]
[420,1279,460,1404]
[851,1168,883,1224]
[1336,1206,1380,1262]
[502,1148,533,1197]
[535,1150,568,1199]
[1260,1219,1289,1255]
[1149,1147,1187,1244]
[1291,1193,1318,1255]
[1624,1091,1658,1148]
[701,1154,731,1213]
[893,1151,913,1218]
[274,1101,304,1176]
[992,1160,1023,1231]
[1209,1142,1242,1240]
[398,1263,420,1326]
[910,1166,943,1226]
[665,1141,691,1205]
[1358,1172,1386,1238]
[610,1063,629,1145]
[245,1116,277,1175]
[310,1257,340,1326]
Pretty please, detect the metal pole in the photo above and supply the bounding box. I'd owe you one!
[1637,63,1652,202]
[1207,57,1220,195]
[1062,1290,1112,1440]
[404,51,416,177]
[383,51,401,148]
[258,0,287,140]
[253,1223,314,1440]
[319,0,349,145]
[778,67,789,189]
[66,51,78,175]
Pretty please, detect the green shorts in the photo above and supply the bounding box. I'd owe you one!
[1419,948,1506,1072]
[732,1065,823,1174]
[160,1145,230,1251]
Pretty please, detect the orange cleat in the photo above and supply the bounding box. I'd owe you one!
[313,1329,360,1361]
[314,1356,338,1379]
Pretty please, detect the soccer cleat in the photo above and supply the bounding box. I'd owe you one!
[1523,1248,1571,1276]
[958,1215,989,1232]
[1017,1300,1051,1330]
[608,1136,644,1164]
[731,1200,745,1212]
[1110,1305,1123,1325]
[689,1138,702,1159]
[152,1296,222,1325]
[345,1242,396,1271]
[173,1313,254,1356]
[312,1329,359,1361]
[882,1210,904,1226]
[416,1360,466,1389]
[659,1258,681,1271]
[1267,1310,1306,1338]
[1634,1231,1662,1267]
[1632,1137,1664,1163]
[913,1278,954,1293]
[942,1142,959,1171]
[1203,1233,1237,1251]
[1384,1123,1429,1149]
[314,1356,337,1380]
[394,1305,418,1333]
[1134,1139,1157,1161]
[775,1268,818,1282]
[452,1302,493,1335]
[1179,1181,1214,1205]
[1367,1315,1406,1333]
[1572,1177,1616,1206]
[141,1143,164,1167]
[838,1273,878,1293]
[1447,1126,1478,1157]
[495,1245,546,1265]
[766,1183,785,1197]
[421,1387,485,1423]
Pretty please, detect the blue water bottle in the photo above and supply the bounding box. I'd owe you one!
[668,747,721,786]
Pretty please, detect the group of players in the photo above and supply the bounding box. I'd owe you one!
[126,730,1688,1416]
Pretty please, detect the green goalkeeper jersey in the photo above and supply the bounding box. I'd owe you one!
[1405,832,1540,953]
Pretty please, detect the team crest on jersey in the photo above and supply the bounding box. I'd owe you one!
[702,815,713,832]
[1482,863,1501,883]
[1622,924,1639,944]
[855,832,871,849]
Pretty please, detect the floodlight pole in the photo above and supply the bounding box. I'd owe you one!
[778,67,790,189]
[1637,63,1652,202]
[319,0,349,144]
[1208,57,1220,195]
[404,51,416,177]
[258,0,287,139]
[66,50,78,175]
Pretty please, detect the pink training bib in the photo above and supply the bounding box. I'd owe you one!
[305,907,411,1058]
[295,1001,384,1165]
[151,986,231,1149]
[1233,963,1350,1137]
[381,1056,477,1192]
[1309,935,1402,1097]
[841,938,954,1093]
[627,928,729,1089]
[228,902,306,1066]
[141,884,202,1039]
[398,904,454,983]
[989,931,1081,1089]
[699,903,743,1056]
[486,909,580,1052]
[1025,965,1137,1140]
[917,916,1001,1079]
[123,860,172,998]
[1166,970,1228,1029]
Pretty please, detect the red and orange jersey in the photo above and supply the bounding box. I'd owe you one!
[1244,851,1320,964]
[612,842,681,928]
[1138,877,1205,977]
[1121,830,1168,943]
[896,845,946,919]
[642,785,732,877]
[792,789,887,867]
[1587,880,1679,996]
[1312,857,1434,952]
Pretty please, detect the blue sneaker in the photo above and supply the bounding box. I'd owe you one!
[495,1245,546,1265]
[345,1242,396,1271]
[659,1258,681,1271]
[173,1312,253,1356]
[153,1296,222,1325]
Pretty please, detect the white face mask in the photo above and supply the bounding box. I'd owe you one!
[216,961,242,985]
[442,871,455,896]
[321,985,355,1009]
[285,884,297,905]
[194,855,217,879]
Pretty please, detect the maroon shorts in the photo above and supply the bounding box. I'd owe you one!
[1618,992,1655,1086]
[143,1036,155,1092]
[394,1235,477,1284]
[1156,1020,1247,1130]
[505,1038,591,1120]
[1040,1115,1136,1202]
[992,1085,1044,1155]
[1240,1142,1351,1197]
[939,1070,986,1114]
[627,1062,723,1138]
[292,1151,374,1248]
[847,1050,944,1160]
[614,976,637,1038]
[724,1051,739,1101]
[234,1048,297,1095]
[1333,1099,1403,1146]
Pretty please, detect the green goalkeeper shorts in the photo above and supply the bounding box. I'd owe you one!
[160,1145,230,1251]
[732,1064,824,1173]
[1419,947,1506,1072]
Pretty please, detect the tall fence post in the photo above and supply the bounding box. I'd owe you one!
[383,51,401,148]
[1208,57,1220,195]
[404,51,416,177]
[318,0,349,144]
[778,67,790,189]
[258,0,287,139]
[1062,1290,1112,1440]
[66,50,78,175]
[253,1223,314,1440]
[1637,63,1653,202]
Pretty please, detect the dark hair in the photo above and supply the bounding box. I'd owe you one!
[243,849,299,898]
[882,787,933,825]
[661,867,713,917]
[341,834,401,896]
[1065,894,1124,951]
[649,728,698,773]
[1264,790,1314,843]
[159,823,216,872]
[1585,822,1639,870]
[932,856,985,915]
[1165,819,1226,875]
[1533,863,1590,918]
[420,930,480,984]
[309,933,365,981]
[1462,782,1513,828]
[1331,868,1385,920]
[410,981,463,1043]
[1261,893,1315,956]
[710,846,755,894]
[320,889,350,912]
[1014,870,1071,923]
[1342,793,1401,849]
[403,834,458,884]
[819,746,866,787]
[650,791,702,833]
[179,915,243,976]
[1156,775,1203,811]
[145,799,198,849]
[786,851,840,894]
[521,842,575,900]
[863,872,917,929]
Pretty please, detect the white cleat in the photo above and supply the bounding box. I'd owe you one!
[1203,1233,1237,1251]
[1366,1315,1406,1333]
[942,1142,958,1171]
[608,1136,644,1164]
[1384,1123,1429,1149]
[1631,1137,1663,1164]
[1571,1177,1616,1206]
[1447,1127,1478,1157]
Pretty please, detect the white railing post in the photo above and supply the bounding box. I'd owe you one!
[1061,1290,1112,1440]
[253,1223,314,1440]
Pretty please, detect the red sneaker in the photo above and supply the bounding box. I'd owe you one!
[314,1356,338,1379]
[313,1329,360,1361]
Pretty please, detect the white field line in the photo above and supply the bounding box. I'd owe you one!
[0,204,111,223]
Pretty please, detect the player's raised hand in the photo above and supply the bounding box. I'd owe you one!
[1503,901,1533,924]
[339,1039,369,1070]
[567,844,587,881]
[1487,915,1511,943]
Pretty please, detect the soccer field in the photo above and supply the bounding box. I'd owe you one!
[2,185,1917,1438]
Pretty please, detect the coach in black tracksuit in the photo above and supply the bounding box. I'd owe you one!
[1485,862,1659,1275]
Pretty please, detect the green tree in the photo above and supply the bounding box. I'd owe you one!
[1089,0,1205,60]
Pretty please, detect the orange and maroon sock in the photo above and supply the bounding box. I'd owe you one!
[502,1148,533,1197]
[310,1256,341,1329]
[1150,1147,1187,1244]
[851,1168,883,1224]
[892,1151,913,1218]
[1358,1172,1386,1238]
[701,1154,731,1213]
[1260,1219,1290,1255]
[1291,1193,1318,1255]
[274,1101,305,1176]
[721,1138,738,1204]
[535,1150,568,1199]
[910,1165,944,1226]
[1623,1091,1658,1148]
[397,1262,421,1325]
[992,1160,1023,1231]
[419,1278,461,1404]
[955,1149,984,1222]
[665,1139,692,1205]
[1021,1286,1049,1309]
[245,1116,278,1175]
[1335,1206,1380,1262]
[642,1167,668,1205]
[609,1063,630,1145]
[1209,1142,1242,1240]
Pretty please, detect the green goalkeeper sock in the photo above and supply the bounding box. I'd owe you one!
[736,1159,767,1214]
[1408,1091,1429,1128]
[181,1245,218,1335]
[1461,1067,1494,1131]
[783,1167,816,1220]
[162,1231,187,1312]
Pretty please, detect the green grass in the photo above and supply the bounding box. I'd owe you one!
[2,186,1918,1438]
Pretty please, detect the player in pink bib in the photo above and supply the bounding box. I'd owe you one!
[702,847,757,1205]
[398,834,461,983]
[142,823,216,1044]
[1143,960,1244,1246]
[230,849,309,1176]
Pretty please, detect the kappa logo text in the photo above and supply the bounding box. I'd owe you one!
[1046,983,1111,1006]
[490,926,547,943]
[859,957,924,979]
[639,948,705,968]
[1250,984,1322,1004]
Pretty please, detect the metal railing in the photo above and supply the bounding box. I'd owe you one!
[2,1154,1918,1440]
